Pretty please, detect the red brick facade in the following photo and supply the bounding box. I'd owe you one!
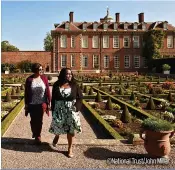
[51,11,175,73]
[2,51,52,72]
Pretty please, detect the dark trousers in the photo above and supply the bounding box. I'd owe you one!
[29,104,44,138]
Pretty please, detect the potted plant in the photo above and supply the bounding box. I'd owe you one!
[162,64,171,74]
[4,66,10,74]
[140,118,174,158]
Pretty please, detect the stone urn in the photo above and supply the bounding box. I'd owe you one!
[140,130,175,157]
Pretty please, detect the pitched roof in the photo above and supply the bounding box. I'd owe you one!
[53,21,175,32]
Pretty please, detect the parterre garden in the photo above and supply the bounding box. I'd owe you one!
[75,73,175,141]
[1,73,175,142]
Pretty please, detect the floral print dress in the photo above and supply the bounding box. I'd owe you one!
[49,87,82,135]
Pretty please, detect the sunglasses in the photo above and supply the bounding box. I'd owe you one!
[38,68,43,71]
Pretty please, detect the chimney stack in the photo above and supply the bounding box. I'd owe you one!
[69,12,74,22]
[115,13,120,22]
[138,13,144,23]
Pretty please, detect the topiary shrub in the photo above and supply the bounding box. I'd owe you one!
[20,84,25,90]
[105,97,113,110]
[130,91,135,100]
[83,85,88,94]
[11,87,16,95]
[95,91,102,102]
[118,87,124,95]
[109,85,113,92]
[167,92,173,102]
[5,92,11,102]
[88,87,94,95]
[16,86,21,94]
[120,105,131,123]
[126,82,130,89]
[146,97,156,110]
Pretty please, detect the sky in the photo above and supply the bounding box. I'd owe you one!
[1,1,175,51]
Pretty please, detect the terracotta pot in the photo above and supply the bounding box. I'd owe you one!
[140,130,175,157]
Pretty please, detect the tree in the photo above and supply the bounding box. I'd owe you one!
[44,32,53,51]
[1,41,19,52]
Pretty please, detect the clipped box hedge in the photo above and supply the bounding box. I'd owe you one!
[93,87,156,120]
[1,98,24,136]
[83,100,123,140]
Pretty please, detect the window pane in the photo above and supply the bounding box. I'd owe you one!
[133,36,139,48]
[104,56,109,68]
[93,55,99,68]
[134,56,140,68]
[61,35,67,48]
[71,36,75,48]
[124,37,129,48]
[124,56,130,68]
[71,55,75,67]
[113,36,119,48]
[61,55,67,67]
[103,36,109,48]
[114,56,119,68]
[93,36,99,48]
[82,55,88,67]
[82,36,88,48]
[167,36,173,48]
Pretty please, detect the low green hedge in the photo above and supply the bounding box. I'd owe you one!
[1,87,12,96]
[83,100,123,139]
[93,87,156,120]
[1,98,24,136]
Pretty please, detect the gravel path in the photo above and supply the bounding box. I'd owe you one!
[2,87,175,169]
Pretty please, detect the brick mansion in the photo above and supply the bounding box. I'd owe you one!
[2,9,175,73]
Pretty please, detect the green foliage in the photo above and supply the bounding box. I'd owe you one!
[112,103,121,110]
[11,87,16,95]
[162,64,171,71]
[83,85,88,94]
[16,86,20,94]
[142,30,165,62]
[120,105,131,123]
[95,91,102,102]
[105,97,113,110]
[146,97,156,110]
[126,82,130,89]
[20,85,25,90]
[141,118,174,131]
[17,60,33,72]
[44,32,53,51]
[118,87,124,95]
[5,92,11,102]
[1,41,19,52]
[88,87,94,95]
[130,91,135,100]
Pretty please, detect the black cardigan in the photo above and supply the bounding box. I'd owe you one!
[51,81,83,112]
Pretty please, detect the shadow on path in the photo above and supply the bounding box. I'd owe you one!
[1,137,67,156]
[84,147,151,160]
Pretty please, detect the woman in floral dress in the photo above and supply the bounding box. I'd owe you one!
[49,68,83,158]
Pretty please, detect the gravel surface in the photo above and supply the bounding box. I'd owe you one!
[2,87,175,169]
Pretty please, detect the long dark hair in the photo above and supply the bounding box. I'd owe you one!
[58,68,75,86]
